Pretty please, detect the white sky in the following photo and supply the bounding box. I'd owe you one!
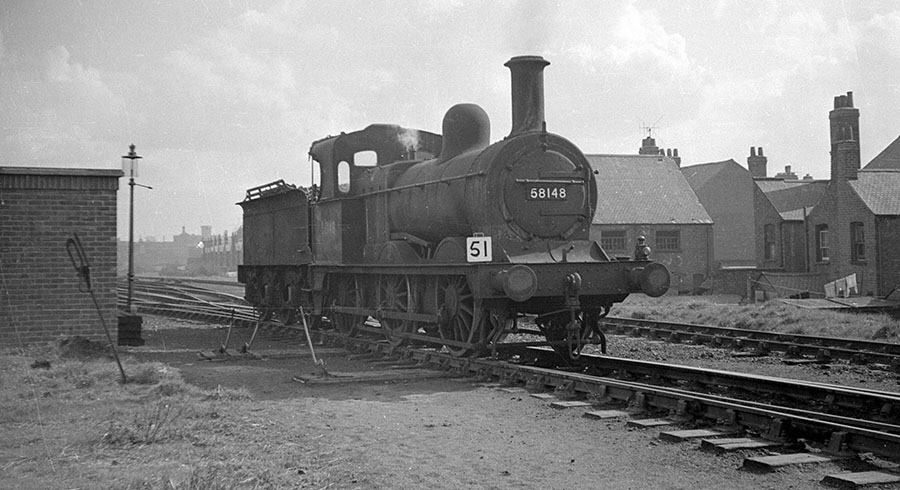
[2,1,898,241]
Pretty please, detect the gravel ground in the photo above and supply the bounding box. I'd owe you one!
[124,315,900,489]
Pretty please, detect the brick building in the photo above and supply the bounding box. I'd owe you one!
[681,159,758,268]
[198,226,243,275]
[683,154,828,274]
[753,174,828,273]
[806,93,900,297]
[1,167,123,344]
[587,153,713,294]
[682,91,900,299]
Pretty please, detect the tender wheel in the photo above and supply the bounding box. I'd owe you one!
[329,275,363,336]
[378,275,416,347]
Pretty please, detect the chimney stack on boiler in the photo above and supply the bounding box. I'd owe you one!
[505,55,550,136]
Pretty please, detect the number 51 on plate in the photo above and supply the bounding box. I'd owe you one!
[466,235,492,263]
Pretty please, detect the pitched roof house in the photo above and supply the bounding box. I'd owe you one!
[588,153,713,293]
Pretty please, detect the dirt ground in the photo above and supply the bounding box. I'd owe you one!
[111,315,900,490]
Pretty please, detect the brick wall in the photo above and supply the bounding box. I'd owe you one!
[753,184,785,270]
[876,216,900,296]
[808,180,881,296]
[0,167,123,345]
[694,163,756,265]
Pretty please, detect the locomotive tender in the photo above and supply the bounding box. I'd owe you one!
[238,55,670,358]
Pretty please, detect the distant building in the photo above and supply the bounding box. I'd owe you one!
[117,226,204,276]
[588,153,713,294]
[753,172,828,273]
[198,226,243,274]
[683,153,828,274]
[681,159,759,268]
[805,93,900,297]
[682,91,900,299]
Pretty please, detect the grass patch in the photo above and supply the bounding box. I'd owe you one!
[612,295,900,342]
[0,336,343,490]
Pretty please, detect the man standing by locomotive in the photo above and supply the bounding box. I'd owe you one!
[634,236,651,261]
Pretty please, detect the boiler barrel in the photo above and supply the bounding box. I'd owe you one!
[387,103,492,243]
[386,153,477,243]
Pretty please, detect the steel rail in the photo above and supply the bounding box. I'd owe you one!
[514,348,900,427]
[602,316,900,369]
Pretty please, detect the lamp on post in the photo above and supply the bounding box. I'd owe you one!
[119,144,150,346]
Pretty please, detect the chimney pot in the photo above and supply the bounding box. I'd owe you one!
[750,147,756,157]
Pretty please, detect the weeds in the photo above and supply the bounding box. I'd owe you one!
[122,462,281,490]
[613,294,900,341]
[101,398,190,446]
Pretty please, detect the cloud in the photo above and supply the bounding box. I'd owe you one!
[606,5,694,76]
[0,44,125,167]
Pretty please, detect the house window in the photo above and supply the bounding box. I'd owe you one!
[600,230,626,251]
[655,230,680,251]
[851,222,865,261]
[763,224,776,260]
[816,225,829,262]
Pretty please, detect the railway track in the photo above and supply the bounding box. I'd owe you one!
[602,316,900,370]
[122,279,900,477]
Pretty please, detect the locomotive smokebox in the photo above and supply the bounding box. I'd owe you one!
[505,55,550,136]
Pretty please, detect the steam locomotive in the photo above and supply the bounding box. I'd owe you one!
[237,55,670,358]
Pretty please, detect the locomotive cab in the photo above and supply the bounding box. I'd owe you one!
[308,125,441,264]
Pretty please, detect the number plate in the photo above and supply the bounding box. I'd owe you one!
[527,186,568,201]
[466,236,492,263]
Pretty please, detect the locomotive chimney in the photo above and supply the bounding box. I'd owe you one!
[505,55,550,136]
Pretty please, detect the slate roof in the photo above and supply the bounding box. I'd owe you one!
[588,154,712,225]
[780,208,809,221]
[864,135,900,170]
[850,169,900,215]
[755,178,828,213]
[753,179,809,193]
[679,160,734,189]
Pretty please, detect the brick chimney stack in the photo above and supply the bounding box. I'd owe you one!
[829,91,860,181]
[639,135,659,155]
[748,146,768,178]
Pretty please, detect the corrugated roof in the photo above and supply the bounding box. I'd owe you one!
[865,135,900,170]
[850,170,900,215]
[588,154,713,225]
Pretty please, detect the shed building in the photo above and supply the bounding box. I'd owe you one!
[1,167,123,344]
[587,154,713,294]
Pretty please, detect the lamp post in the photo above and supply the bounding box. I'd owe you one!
[122,144,142,313]
[120,145,150,346]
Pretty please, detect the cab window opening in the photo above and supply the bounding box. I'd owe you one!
[337,160,351,194]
